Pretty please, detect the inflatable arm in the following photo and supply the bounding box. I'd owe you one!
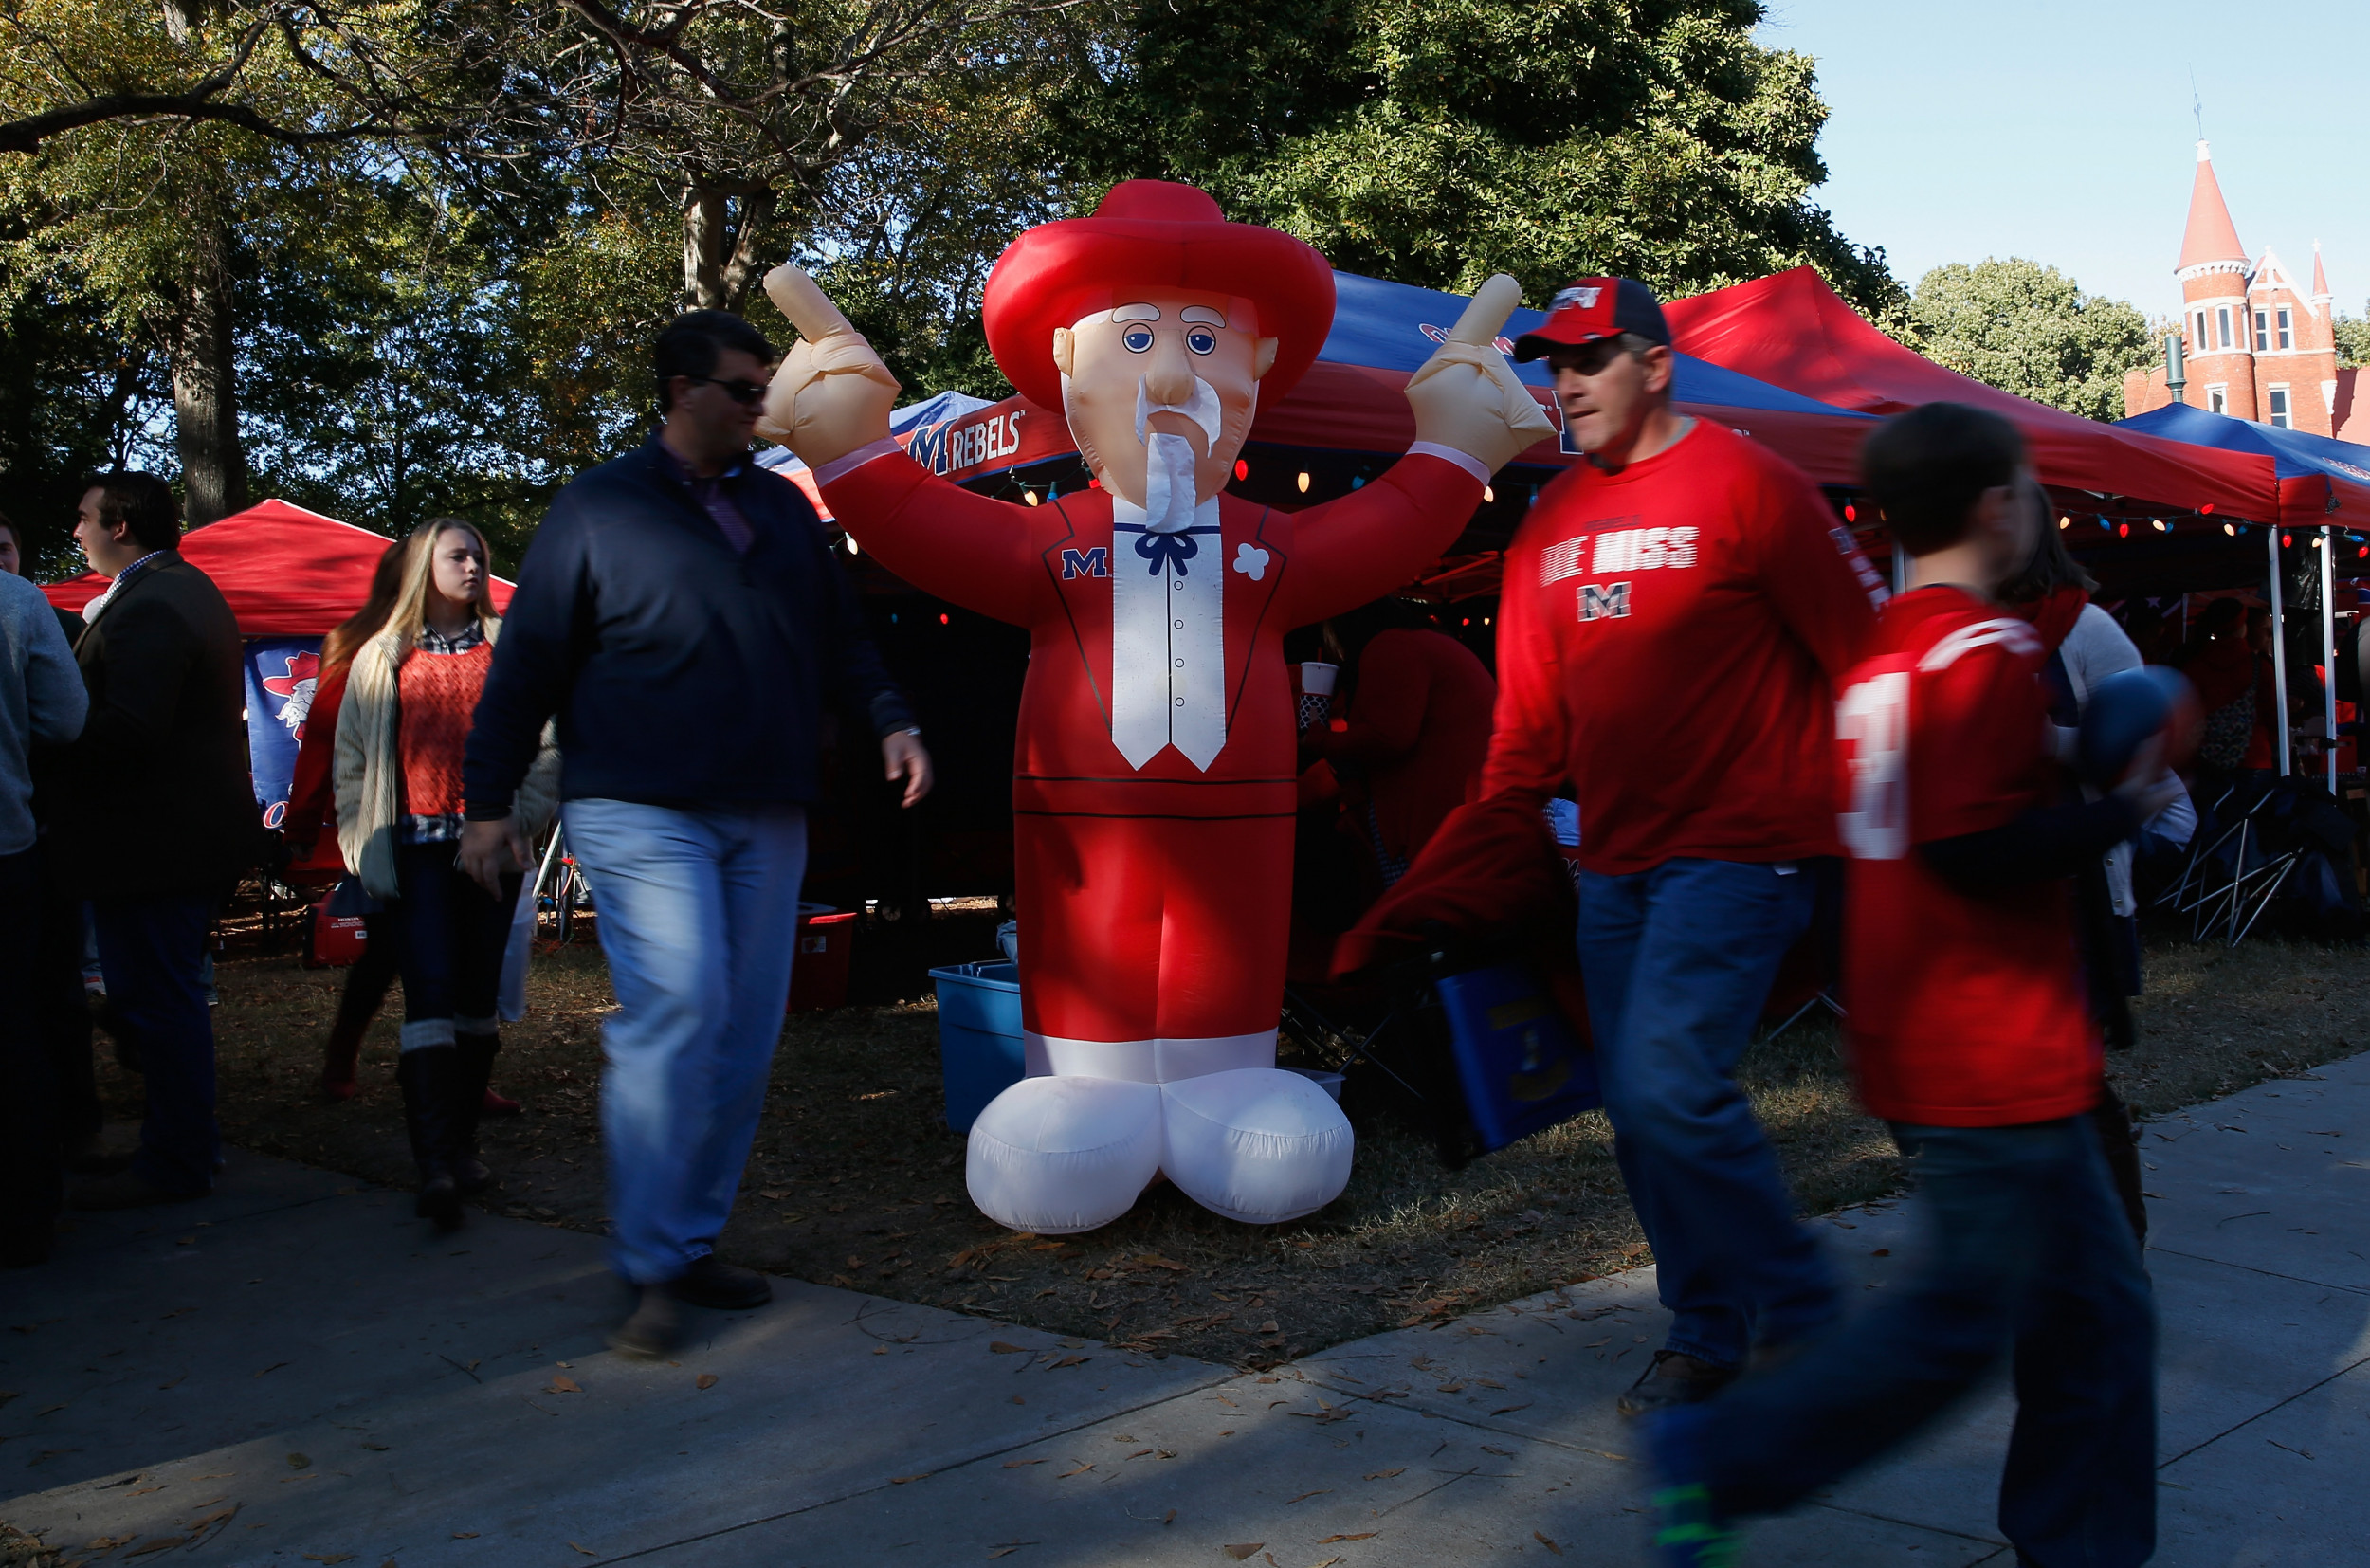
[818,455,1049,627]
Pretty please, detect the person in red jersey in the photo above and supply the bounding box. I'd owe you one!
[1483,278,1884,1417]
[1644,403,2172,1568]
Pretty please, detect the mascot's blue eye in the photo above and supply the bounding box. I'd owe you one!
[1185,328,1218,355]
[1121,326,1155,353]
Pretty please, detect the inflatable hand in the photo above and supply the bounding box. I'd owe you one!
[759,264,901,466]
[1403,274,1556,476]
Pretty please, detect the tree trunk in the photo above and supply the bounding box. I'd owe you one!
[681,185,777,315]
[171,208,246,525]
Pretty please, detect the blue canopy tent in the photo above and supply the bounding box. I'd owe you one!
[2120,401,2370,788]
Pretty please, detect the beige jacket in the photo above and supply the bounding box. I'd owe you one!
[334,618,560,901]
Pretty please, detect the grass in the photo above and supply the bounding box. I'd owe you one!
[110,923,2366,1370]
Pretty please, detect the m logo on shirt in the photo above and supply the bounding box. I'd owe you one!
[1577,581,1632,621]
[1060,546,1111,580]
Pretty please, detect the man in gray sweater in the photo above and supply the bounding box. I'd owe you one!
[1,555,88,1266]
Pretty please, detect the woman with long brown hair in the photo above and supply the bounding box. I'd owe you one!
[284,541,405,1099]
[336,520,556,1228]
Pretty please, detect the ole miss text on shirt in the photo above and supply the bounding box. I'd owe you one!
[1835,585,2099,1127]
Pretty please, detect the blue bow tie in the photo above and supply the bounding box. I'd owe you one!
[1116,522,1220,577]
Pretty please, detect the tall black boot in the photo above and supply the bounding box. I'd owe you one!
[451,1031,500,1195]
[396,1047,465,1230]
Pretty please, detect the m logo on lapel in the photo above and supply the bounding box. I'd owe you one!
[1060,546,1111,580]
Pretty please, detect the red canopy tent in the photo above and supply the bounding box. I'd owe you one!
[41,498,515,632]
[1664,267,2281,521]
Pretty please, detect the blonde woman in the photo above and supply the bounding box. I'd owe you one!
[336,520,556,1228]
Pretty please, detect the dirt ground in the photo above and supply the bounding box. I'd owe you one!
[98,922,2366,1370]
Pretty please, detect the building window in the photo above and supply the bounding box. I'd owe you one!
[2277,308,2293,349]
[2195,310,2210,351]
[2269,386,2291,428]
[2208,385,2228,413]
[2255,310,2270,351]
[2217,307,2233,349]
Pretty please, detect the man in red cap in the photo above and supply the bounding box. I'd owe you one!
[762,180,1550,1233]
[1483,278,1887,1416]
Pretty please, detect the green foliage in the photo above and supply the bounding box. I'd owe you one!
[2336,306,2370,371]
[1905,258,2154,423]
[1047,0,1905,319]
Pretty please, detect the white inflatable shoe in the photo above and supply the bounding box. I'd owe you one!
[1161,1068,1354,1224]
[967,1074,1164,1233]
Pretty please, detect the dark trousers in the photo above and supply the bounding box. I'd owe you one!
[389,841,519,1050]
[90,894,220,1196]
[36,853,100,1155]
[1576,857,1836,1366]
[0,847,60,1249]
[1654,1116,2157,1567]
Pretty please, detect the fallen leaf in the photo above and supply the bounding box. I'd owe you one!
[126,1540,191,1559]
[1001,1458,1048,1468]
[1221,1547,1265,1562]
[695,1374,718,1391]
[986,1552,1018,1561]
[362,1442,390,1451]
[1050,1355,1088,1369]
[1057,1462,1094,1478]
[548,1376,582,1394]
[1363,1467,1406,1480]
[1490,1403,1532,1416]
[890,1473,931,1484]
[989,1341,1027,1354]
[1535,1529,1563,1555]
[1133,1253,1189,1271]
[188,1508,238,1531]
[301,1555,356,1564]
[1319,1532,1379,1542]
[84,1538,135,1552]
[252,1362,289,1378]
[1285,1489,1331,1504]
[1481,1445,1515,1457]
[1871,1248,1891,1256]
[569,1543,597,1558]
[451,1532,479,1540]
[286,1453,312,1471]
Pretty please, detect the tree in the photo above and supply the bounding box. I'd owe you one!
[1905,259,2153,422]
[1045,0,1905,318]
[2336,304,2370,371]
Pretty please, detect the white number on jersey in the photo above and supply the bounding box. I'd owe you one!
[1836,670,1910,860]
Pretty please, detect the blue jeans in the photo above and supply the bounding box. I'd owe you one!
[389,840,520,1050]
[1654,1117,2157,1567]
[1577,857,1832,1366]
[564,799,808,1285]
[91,894,219,1195]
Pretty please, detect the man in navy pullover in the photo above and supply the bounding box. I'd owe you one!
[462,310,930,1356]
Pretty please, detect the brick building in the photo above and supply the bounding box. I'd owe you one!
[2123,141,2364,441]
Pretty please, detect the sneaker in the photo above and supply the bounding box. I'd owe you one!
[608,1286,682,1358]
[667,1254,773,1311]
[1650,1483,1741,1567]
[1617,1351,1738,1418]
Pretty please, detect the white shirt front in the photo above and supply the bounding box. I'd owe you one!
[1109,491,1226,770]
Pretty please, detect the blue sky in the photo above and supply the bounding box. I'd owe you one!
[1755,0,2370,320]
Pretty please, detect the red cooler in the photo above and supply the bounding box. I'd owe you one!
[305,896,370,968]
[787,902,856,1012]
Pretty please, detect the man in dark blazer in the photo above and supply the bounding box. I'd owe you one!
[46,473,257,1208]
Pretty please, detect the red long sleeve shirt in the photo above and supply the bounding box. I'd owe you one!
[1480,419,1884,875]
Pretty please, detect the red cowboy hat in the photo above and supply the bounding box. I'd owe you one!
[981,180,1336,415]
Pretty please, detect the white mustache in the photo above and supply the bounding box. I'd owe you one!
[1136,379,1225,447]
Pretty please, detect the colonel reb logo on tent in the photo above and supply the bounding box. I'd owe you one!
[259,648,320,738]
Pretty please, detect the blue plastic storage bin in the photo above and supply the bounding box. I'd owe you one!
[932,960,1025,1132]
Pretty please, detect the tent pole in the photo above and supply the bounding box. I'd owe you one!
[2269,525,2291,777]
[2323,526,2339,793]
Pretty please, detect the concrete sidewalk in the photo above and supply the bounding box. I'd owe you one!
[5,1054,2365,1568]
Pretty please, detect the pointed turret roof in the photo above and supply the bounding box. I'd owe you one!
[2178,140,2247,273]
[2313,241,2332,300]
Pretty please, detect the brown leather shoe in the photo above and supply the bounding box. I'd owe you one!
[1615,1350,1737,1418]
[608,1287,683,1358]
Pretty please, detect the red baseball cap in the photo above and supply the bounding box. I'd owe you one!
[1511,277,1671,362]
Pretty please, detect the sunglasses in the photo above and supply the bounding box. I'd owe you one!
[1544,339,1638,378]
[684,374,769,407]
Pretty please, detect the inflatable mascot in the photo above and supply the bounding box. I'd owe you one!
[762,180,1551,1232]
